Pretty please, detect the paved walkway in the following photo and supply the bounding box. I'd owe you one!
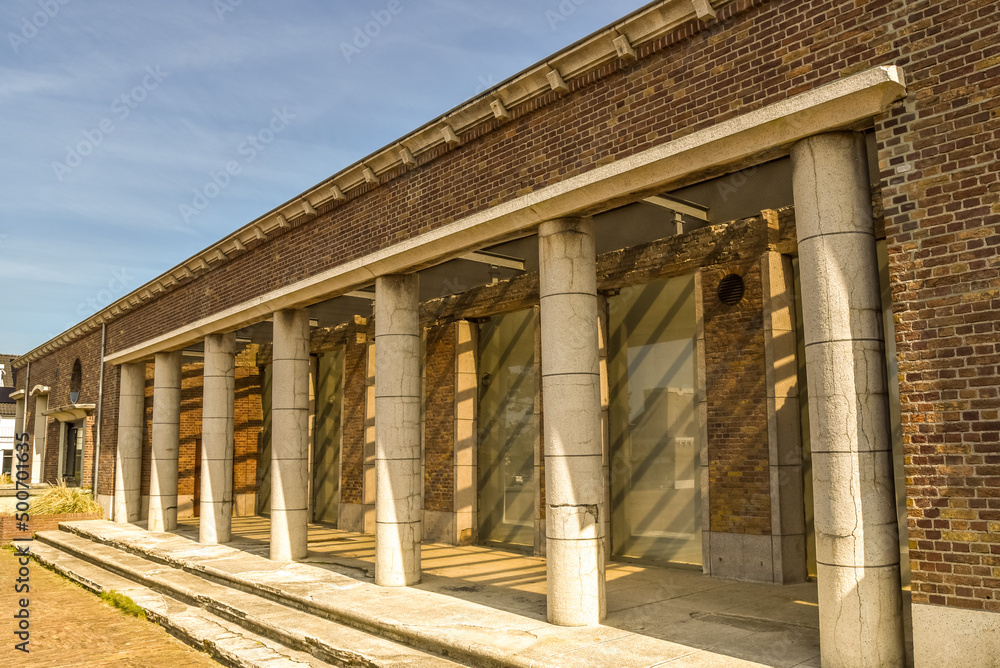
[0,545,223,667]
[173,516,832,667]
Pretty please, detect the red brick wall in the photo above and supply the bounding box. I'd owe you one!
[703,258,771,535]
[424,323,456,512]
[178,362,204,500]
[340,322,368,505]
[234,352,262,497]
[876,0,1000,614]
[13,330,105,488]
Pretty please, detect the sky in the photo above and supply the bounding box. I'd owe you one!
[0,0,645,355]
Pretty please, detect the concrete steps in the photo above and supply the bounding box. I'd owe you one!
[51,521,554,668]
[33,529,465,668]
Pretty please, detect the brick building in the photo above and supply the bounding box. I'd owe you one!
[11,1,999,666]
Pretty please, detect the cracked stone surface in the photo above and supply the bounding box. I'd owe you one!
[115,361,146,524]
[271,309,311,562]
[374,274,423,587]
[150,350,182,533]
[538,217,606,627]
[791,131,905,668]
[201,332,237,546]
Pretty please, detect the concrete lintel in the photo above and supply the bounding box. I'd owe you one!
[104,66,905,365]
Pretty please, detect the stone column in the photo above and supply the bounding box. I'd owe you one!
[30,392,48,484]
[374,274,421,587]
[149,351,182,532]
[538,217,606,627]
[791,132,904,668]
[114,363,145,523]
[201,333,235,544]
[270,309,311,561]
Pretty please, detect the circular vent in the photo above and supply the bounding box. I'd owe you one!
[717,274,745,305]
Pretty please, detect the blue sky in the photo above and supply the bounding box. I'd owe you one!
[0,0,644,355]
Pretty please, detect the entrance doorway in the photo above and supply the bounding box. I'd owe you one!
[477,309,537,550]
[62,421,84,485]
[608,275,702,566]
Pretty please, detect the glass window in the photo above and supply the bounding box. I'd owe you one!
[609,275,702,566]
[313,349,344,524]
[478,309,537,549]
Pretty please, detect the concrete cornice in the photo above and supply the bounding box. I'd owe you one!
[15,0,730,369]
[9,389,25,401]
[30,385,50,397]
[105,65,907,365]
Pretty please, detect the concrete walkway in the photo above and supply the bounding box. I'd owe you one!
[179,517,826,667]
[100,516,827,666]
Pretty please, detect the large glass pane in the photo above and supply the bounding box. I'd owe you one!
[478,309,536,548]
[313,349,344,524]
[609,275,701,566]
[256,363,272,515]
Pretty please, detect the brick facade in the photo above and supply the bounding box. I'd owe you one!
[340,320,368,506]
[703,258,771,535]
[424,323,456,513]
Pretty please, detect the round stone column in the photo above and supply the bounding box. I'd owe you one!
[270,309,311,561]
[149,351,182,532]
[791,132,905,668]
[538,217,606,626]
[200,332,235,544]
[374,274,422,587]
[114,362,145,524]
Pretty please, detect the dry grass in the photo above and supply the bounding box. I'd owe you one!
[31,482,104,516]
[0,473,12,486]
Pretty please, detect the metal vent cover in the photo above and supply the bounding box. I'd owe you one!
[717,274,745,305]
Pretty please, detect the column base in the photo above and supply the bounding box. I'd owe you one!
[546,537,606,626]
[270,508,308,561]
[375,521,421,587]
[816,562,905,668]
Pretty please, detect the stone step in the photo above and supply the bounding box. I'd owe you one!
[31,540,327,668]
[56,521,561,668]
[34,529,465,668]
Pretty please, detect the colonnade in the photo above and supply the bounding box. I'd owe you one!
[110,132,903,662]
